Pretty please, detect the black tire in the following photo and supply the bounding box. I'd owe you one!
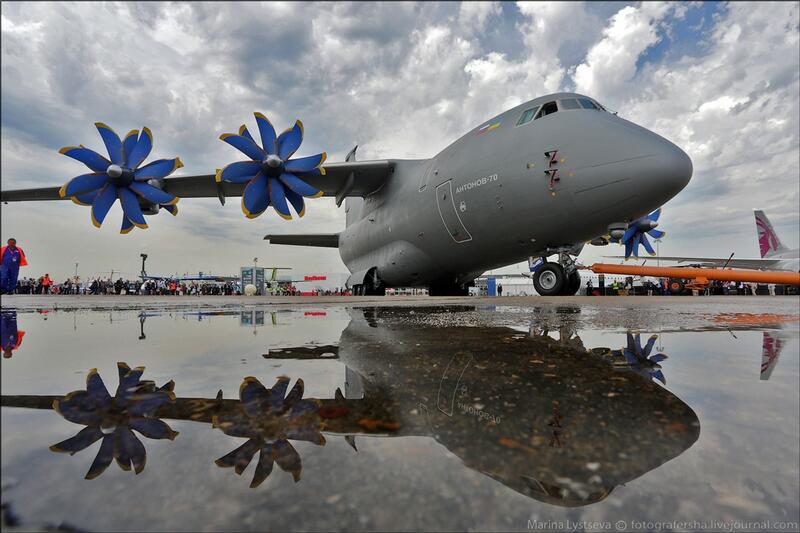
[668,279,685,295]
[562,271,581,295]
[533,263,565,296]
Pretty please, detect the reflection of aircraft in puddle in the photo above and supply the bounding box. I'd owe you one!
[3,308,700,506]
[1,310,25,358]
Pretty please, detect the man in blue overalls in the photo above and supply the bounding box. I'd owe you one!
[1,238,28,294]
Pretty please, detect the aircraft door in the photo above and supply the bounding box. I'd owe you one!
[435,180,472,243]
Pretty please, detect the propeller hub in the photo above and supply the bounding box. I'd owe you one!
[635,219,658,232]
[107,164,134,186]
[262,155,284,177]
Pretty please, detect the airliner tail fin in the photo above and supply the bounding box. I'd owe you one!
[754,210,788,258]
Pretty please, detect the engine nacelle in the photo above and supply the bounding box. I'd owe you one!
[140,179,166,215]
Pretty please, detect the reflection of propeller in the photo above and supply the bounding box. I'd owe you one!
[58,124,182,232]
[618,333,668,384]
[217,113,326,220]
[612,208,665,259]
[212,376,324,488]
[49,363,178,479]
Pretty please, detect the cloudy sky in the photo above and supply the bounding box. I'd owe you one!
[1,1,798,281]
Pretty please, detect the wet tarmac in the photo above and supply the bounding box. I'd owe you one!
[1,297,798,531]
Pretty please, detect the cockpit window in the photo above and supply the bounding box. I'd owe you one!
[578,98,600,110]
[535,101,558,119]
[516,106,539,126]
[559,98,581,110]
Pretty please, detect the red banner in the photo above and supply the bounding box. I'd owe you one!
[303,275,327,281]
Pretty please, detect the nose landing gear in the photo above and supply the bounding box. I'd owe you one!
[532,250,582,296]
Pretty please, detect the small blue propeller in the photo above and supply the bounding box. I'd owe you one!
[616,208,665,259]
[217,113,326,220]
[59,124,183,233]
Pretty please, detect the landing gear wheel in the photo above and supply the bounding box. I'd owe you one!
[562,271,581,295]
[669,279,685,295]
[533,263,565,296]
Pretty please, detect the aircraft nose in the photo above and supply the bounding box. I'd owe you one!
[638,134,693,205]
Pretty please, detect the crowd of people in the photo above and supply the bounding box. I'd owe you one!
[6,275,353,296]
[10,276,242,296]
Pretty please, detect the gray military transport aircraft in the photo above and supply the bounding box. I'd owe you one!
[1,92,692,295]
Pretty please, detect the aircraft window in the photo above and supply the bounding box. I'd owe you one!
[534,101,558,119]
[559,98,581,110]
[516,106,539,126]
[578,98,600,110]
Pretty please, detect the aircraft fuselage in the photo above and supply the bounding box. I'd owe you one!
[340,92,692,288]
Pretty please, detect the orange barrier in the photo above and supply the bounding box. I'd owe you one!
[589,263,800,286]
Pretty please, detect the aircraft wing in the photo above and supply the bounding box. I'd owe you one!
[0,160,394,204]
[605,255,783,270]
[264,233,340,248]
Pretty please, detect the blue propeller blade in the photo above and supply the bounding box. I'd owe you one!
[648,229,665,239]
[630,233,642,257]
[120,215,135,234]
[129,182,178,205]
[134,158,183,180]
[284,187,306,217]
[621,224,639,244]
[162,204,178,216]
[652,370,666,384]
[279,172,322,198]
[268,178,292,219]
[641,233,656,255]
[277,121,303,160]
[238,124,256,144]
[648,207,661,222]
[118,187,148,228]
[122,130,139,163]
[242,174,270,218]
[95,123,125,166]
[255,112,278,155]
[220,133,265,161]
[284,153,326,175]
[650,353,667,364]
[60,147,111,173]
[624,239,634,258]
[60,173,108,198]
[72,191,98,206]
[91,184,117,228]
[217,160,262,184]
[126,127,153,169]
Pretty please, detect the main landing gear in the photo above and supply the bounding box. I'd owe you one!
[532,251,582,296]
[352,268,386,296]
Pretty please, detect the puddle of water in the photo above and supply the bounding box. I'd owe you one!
[1,306,798,531]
